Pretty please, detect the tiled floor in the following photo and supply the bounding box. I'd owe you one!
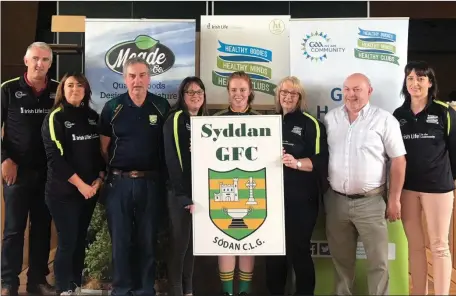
[19,250,456,296]
[17,274,456,295]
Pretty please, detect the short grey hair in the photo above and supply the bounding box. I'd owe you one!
[25,42,53,63]
[122,57,152,77]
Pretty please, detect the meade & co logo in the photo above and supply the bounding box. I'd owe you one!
[105,35,175,76]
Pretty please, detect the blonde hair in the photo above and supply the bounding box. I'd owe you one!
[274,76,307,113]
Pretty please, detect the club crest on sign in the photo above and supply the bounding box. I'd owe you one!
[208,168,267,241]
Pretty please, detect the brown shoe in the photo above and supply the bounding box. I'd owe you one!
[26,283,56,295]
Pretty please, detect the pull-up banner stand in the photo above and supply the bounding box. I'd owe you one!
[290,17,410,295]
[84,18,196,113]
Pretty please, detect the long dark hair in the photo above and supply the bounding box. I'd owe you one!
[401,60,438,101]
[53,72,92,110]
[170,76,208,116]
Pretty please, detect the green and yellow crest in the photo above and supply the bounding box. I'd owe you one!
[208,168,267,241]
[149,114,157,124]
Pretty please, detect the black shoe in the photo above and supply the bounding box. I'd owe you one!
[26,282,56,295]
[1,286,18,296]
[221,293,232,296]
[238,292,251,296]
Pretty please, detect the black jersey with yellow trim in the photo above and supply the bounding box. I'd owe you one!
[1,75,59,168]
[393,99,456,193]
[213,105,261,116]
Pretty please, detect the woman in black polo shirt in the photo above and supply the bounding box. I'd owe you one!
[163,76,208,296]
[265,76,328,296]
[393,61,456,295]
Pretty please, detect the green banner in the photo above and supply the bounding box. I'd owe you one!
[312,200,409,295]
[216,57,272,79]
[357,39,396,53]
[211,71,276,96]
[354,48,400,65]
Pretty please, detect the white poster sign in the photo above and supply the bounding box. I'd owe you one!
[200,15,290,107]
[191,115,286,255]
[290,18,409,119]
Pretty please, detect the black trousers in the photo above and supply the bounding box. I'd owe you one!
[104,174,160,296]
[266,197,319,296]
[167,195,194,296]
[46,194,97,293]
[1,167,51,289]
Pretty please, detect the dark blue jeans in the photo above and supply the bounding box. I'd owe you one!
[1,167,51,289]
[46,195,97,293]
[104,174,159,296]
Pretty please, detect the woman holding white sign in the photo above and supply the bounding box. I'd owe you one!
[213,71,261,296]
[265,76,328,296]
[163,76,209,296]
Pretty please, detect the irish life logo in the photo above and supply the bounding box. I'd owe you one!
[208,168,267,241]
[301,31,345,62]
[105,35,176,75]
[212,41,276,96]
[354,28,400,65]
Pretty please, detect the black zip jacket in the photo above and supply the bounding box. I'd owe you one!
[213,106,262,116]
[282,109,329,202]
[393,99,456,193]
[41,101,105,199]
[1,75,58,168]
[163,109,194,208]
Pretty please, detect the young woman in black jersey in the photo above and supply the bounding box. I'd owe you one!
[41,73,105,295]
[163,76,208,296]
[213,71,260,296]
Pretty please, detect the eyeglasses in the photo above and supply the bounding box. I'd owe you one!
[279,90,299,98]
[185,90,204,96]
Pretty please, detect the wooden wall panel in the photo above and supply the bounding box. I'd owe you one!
[0,1,39,81]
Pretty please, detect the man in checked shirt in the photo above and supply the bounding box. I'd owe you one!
[323,73,406,295]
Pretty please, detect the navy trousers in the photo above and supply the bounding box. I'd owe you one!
[1,167,51,289]
[104,173,160,296]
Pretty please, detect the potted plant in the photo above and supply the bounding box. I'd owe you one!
[83,202,113,293]
[82,202,171,295]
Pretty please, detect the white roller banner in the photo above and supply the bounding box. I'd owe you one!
[200,15,290,108]
[290,18,410,296]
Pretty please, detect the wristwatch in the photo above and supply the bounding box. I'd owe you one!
[296,160,302,169]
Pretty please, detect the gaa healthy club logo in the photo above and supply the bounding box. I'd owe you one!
[105,35,176,75]
[301,31,346,62]
[354,28,400,65]
[211,40,276,96]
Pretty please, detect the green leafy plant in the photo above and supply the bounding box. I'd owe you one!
[84,202,113,284]
[83,202,170,290]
